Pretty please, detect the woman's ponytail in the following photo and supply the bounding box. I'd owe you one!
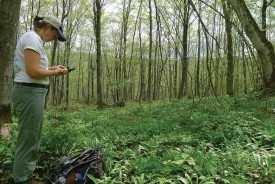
[33,16,46,30]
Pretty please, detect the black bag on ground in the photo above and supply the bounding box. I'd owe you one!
[53,147,104,184]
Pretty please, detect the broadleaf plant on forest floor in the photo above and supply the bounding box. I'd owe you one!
[0,93,275,183]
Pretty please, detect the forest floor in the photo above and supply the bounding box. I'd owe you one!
[1,92,275,183]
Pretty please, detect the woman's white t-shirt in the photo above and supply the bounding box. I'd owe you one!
[14,30,49,85]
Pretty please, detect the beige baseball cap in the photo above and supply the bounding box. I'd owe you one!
[43,16,66,42]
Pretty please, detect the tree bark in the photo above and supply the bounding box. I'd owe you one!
[262,0,267,36]
[242,35,248,94]
[0,0,21,124]
[87,37,94,104]
[177,0,189,99]
[195,1,201,97]
[94,0,104,107]
[223,2,234,96]
[147,0,153,101]
[139,14,146,101]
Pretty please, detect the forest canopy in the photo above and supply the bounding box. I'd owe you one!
[12,0,275,105]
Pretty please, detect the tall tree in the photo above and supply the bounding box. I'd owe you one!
[50,0,72,105]
[138,8,146,101]
[116,0,133,102]
[227,0,275,89]
[94,0,104,107]
[147,0,153,101]
[64,9,82,107]
[0,0,22,124]
[222,1,234,96]
[87,36,95,104]
[153,0,165,100]
[177,0,190,99]
[174,17,179,98]
[128,0,143,100]
[195,1,201,96]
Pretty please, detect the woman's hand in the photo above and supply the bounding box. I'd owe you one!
[49,65,68,75]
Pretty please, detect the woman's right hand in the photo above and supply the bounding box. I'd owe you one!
[49,65,68,75]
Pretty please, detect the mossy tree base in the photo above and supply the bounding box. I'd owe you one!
[0,104,11,125]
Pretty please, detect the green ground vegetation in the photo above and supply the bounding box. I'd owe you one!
[1,93,275,183]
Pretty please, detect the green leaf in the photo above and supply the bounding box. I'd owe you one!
[87,174,102,184]
[177,176,190,184]
[222,176,248,184]
[171,159,184,165]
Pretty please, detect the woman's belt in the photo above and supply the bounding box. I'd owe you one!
[15,82,49,89]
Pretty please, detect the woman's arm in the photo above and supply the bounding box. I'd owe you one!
[24,49,68,78]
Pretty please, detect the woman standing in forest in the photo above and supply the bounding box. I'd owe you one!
[12,16,68,184]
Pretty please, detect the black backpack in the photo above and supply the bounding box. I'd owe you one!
[53,147,104,184]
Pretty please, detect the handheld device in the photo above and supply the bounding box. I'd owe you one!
[68,68,75,72]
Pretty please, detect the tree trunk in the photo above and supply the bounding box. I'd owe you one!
[147,0,153,101]
[77,39,82,101]
[214,11,222,95]
[64,39,71,107]
[94,0,104,107]
[195,1,201,97]
[262,0,267,36]
[242,34,248,94]
[128,0,143,100]
[227,0,275,88]
[177,0,189,99]
[223,2,234,96]
[139,14,146,101]
[174,23,179,98]
[87,37,94,104]
[0,0,21,125]
[122,0,132,102]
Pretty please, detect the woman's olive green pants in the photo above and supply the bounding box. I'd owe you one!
[11,84,48,182]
